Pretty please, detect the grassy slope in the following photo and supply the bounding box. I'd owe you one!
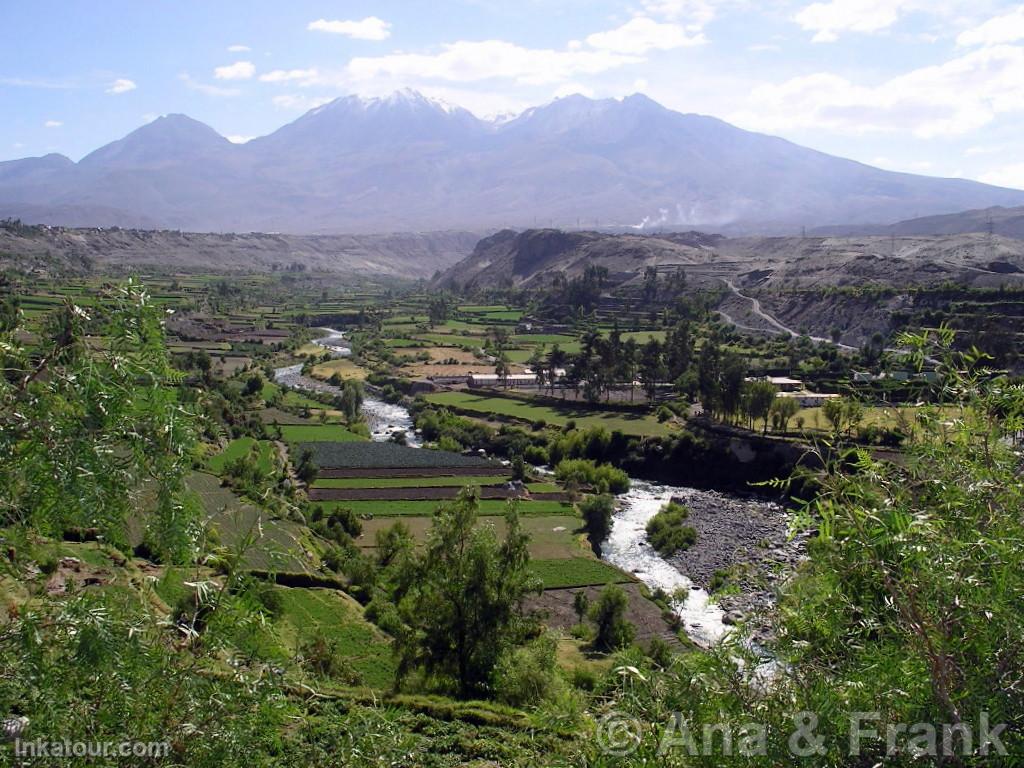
[424,391,674,437]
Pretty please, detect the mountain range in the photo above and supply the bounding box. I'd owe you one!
[3,89,1024,234]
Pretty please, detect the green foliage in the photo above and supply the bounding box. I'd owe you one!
[493,632,562,707]
[392,489,542,698]
[645,501,697,557]
[0,281,199,562]
[554,458,630,495]
[578,494,615,549]
[584,332,1024,764]
[589,584,635,652]
[526,558,631,589]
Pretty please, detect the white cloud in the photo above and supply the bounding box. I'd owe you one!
[214,61,255,80]
[731,44,1024,138]
[957,6,1024,47]
[641,0,717,30]
[227,44,251,52]
[106,78,136,94]
[978,162,1024,190]
[226,134,255,144]
[179,73,241,97]
[586,17,705,54]
[308,17,392,41]
[748,43,781,52]
[345,40,642,87]
[259,68,319,85]
[44,120,62,128]
[794,0,913,42]
[271,93,334,111]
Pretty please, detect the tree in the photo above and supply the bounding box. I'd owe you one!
[427,296,449,327]
[719,354,747,423]
[639,339,665,402]
[337,379,364,424]
[579,494,615,552]
[770,395,800,433]
[697,337,722,418]
[589,584,635,652]
[393,489,541,698]
[0,281,199,562]
[295,448,317,483]
[745,380,777,434]
[823,396,865,438]
[573,590,590,624]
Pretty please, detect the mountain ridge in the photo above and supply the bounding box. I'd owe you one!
[3,90,1023,234]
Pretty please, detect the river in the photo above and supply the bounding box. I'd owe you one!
[273,328,419,446]
[276,328,751,646]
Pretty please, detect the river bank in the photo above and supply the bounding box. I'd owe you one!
[279,328,796,648]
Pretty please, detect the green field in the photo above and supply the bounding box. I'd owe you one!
[207,437,276,475]
[424,391,675,437]
[313,498,574,517]
[274,587,396,688]
[185,472,317,574]
[526,558,634,589]
[357,514,584,560]
[279,424,364,442]
[312,475,511,489]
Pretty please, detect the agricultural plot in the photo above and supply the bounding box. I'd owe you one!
[207,437,276,475]
[185,472,318,574]
[526,558,634,589]
[278,424,364,443]
[312,475,511,489]
[356,515,586,561]
[310,358,367,381]
[316,465,509,479]
[273,587,396,689]
[312,498,574,517]
[423,391,675,437]
[304,441,497,470]
[308,486,569,502]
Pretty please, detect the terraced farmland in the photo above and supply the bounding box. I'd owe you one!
[423,391,675,437]
[185,472,321,575]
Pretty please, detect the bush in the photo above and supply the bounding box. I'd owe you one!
[589,584,635,652]
[493,633,561,707]
[251,582,285,619]
[646,635,674,668]
[645,502,696,557]
[523,444,549,466]
[568,665,598,691]
[554,458,629,495]
[578,495,615,551]
[299,632,362,684]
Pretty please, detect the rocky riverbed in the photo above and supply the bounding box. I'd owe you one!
[664,487,808,630]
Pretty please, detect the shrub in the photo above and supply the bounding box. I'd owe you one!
[645,502,696,557]
[578,495,615,551]
[523,444,549,466]
[251,582,284,619]
[493,633,561,707]
[646,635,674,668]
[589,584,635,652]
[555,459,629,495]
[299,632,362,684]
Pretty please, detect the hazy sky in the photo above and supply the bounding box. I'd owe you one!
[3,0,1024,188]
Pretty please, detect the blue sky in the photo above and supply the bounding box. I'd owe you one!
[3,0,1024,188]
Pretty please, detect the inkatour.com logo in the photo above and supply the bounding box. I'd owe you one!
[12,738,170,759]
